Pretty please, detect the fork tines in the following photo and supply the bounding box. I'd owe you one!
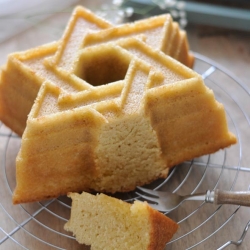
[136,186,161,204]
[135,187,165,211]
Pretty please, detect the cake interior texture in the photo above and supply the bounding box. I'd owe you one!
[64,192,178,250]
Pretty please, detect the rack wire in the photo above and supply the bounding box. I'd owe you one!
[0,52,250,249]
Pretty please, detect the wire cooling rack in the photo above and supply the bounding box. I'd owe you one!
[0,52,250,249]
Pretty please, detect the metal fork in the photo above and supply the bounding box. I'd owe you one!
[136,187,250,212]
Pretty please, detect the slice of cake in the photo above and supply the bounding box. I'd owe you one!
[0,6,193,136]
[64,192,178,250]
[12,37,236,204]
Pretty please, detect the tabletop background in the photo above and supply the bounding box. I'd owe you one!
[0,0,250,249]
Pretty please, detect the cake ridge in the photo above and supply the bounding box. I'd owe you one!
[52,6,113,71]
[83,14,170,47]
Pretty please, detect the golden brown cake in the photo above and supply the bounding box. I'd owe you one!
[64,192,178,250]
[0,6,193,136]
[12,36,236,204]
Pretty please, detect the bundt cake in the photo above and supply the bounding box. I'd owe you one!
[0,6,193,136]
[64,192,178,250]
[0,5,236,204]
[12,36,236,204]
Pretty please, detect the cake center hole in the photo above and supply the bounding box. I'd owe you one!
[76,47,131,86]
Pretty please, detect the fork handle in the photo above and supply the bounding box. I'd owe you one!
[207,189,250,207]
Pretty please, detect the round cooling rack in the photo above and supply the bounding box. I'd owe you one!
[0,53,250,250]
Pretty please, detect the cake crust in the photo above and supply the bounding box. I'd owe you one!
[64,192,178,250]
[147,204,179,250]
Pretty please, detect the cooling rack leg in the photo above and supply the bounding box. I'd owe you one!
[218,220,250,249]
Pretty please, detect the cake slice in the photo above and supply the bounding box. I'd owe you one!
[64,192,178,250]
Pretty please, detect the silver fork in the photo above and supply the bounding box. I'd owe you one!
[136,187,250,212]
